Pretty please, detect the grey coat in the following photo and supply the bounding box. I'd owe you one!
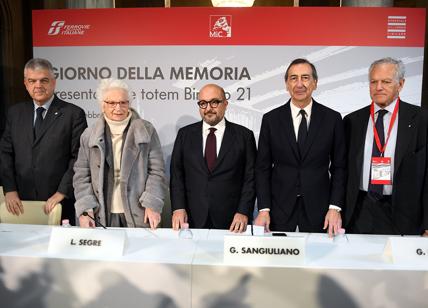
[73,110,166,227]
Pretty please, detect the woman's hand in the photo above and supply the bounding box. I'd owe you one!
[144,207,161,230]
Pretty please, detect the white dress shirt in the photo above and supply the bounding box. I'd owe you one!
[290,99,312,141]
[360,100,399,195]
[33,95,54,124]
[202,117,226,156]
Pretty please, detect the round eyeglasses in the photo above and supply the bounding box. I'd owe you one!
[197,99,223,109]
[104,101,129,108]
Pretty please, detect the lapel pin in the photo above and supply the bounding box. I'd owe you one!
[55,112,58,115]
[408,124,411,128]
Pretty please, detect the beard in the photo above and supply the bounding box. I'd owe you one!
[203,112,221,126]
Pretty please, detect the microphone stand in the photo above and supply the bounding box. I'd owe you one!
[82,211,107,229]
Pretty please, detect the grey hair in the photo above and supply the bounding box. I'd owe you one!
[284,58,318,82]
[24,58,55,78]
[369,57,405,82]
[96,78,133,106]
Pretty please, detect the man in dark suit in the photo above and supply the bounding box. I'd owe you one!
[255,58,346,237]
[344,57,428,236]
[0,58,87,224]
[170,83,257,232]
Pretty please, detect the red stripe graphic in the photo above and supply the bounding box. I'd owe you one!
[32,7,426,47]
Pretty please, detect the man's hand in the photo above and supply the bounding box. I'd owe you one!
[5,191,24,216]
[254,211,271,233]
[144,207,161,230]
[229,213,248,233]
[44,192,65,214]
[172,209,188,230]
[323,209,342,238]
[422,230,428,237]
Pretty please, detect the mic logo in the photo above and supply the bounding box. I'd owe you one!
[48,21,65,36]
[209,16,232,38]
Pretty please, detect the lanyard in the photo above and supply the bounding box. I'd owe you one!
[370,97,399,155]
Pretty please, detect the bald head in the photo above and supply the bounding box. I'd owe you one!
[198,84,227,101]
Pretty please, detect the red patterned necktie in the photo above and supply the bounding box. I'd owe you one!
[205,127,217,172]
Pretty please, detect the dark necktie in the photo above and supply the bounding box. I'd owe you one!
[34,107,45,139]
[297,109,308,155]
[368,109,388,198]
[205,127,217,172]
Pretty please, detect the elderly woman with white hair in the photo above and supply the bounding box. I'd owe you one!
[73,78,166,228]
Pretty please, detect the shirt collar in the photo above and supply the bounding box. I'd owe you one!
[33,95,54,111]
[290,99,313,119]
[203,117,226,132]
[374,98,398,115]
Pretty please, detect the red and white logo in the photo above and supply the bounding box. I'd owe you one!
[48,21,65,35]
[47,20,91,36]
[209,15,232,38]
[387,16,406,40]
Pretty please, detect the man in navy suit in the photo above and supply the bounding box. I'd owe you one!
[170,83,257,232]
[0,58,87,224]
[255,58,346,236]
[344,57,428,236]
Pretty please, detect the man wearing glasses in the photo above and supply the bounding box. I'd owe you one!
[0,58,87,224]
[170,83,257,232]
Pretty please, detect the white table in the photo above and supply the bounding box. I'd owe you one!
[0,224,427,308]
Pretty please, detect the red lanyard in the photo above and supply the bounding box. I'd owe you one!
[370,97,399,155]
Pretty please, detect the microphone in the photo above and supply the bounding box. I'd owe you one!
[82,211,107,229]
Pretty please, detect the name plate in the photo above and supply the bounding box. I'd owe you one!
[384,236,428,265]
[224,235,306,266]
[48,227,127,258]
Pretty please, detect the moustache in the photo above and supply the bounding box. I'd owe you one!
[295,86,307,91]
[204,111,217,115]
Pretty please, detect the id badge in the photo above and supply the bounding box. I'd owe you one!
[371,157,392,185]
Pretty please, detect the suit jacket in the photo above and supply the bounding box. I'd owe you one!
[0,96,87,220]
[256,100,346,230]
[344,100,428,235]
[170,119,257,229]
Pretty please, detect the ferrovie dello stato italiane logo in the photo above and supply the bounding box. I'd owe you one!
[48,20,91,36]
[209,15,232,38]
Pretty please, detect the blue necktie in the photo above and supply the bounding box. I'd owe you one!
[368,109,388,199]
[34,107,45,139]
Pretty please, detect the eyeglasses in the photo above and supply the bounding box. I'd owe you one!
[197,99,223,109]
[104,101,129,108]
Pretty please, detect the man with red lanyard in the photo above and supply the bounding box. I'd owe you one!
[344,57,428,236]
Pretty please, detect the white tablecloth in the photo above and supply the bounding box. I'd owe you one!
[0,224,427,308]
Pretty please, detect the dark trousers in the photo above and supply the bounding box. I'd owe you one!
[348,191,399,235]
[61,199,76,226]
[203,214,214,229]
[271,196,323,233]
[109,213,127,227]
